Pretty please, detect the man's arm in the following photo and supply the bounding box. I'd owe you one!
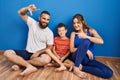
[30,44,53,59]
[18,4,38,22]
[52,46,61,59]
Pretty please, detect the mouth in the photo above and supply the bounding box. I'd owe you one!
[42,22,47,25]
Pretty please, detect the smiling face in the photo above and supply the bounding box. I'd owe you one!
[39,13,50,29]
[58,26,67,38]
[73,18,83,31]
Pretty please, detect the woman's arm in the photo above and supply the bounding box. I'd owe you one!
[70,32,77,53]
[86,28,104,44]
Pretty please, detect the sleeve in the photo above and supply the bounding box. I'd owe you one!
[53,37,57,46]
[26,16,36,28]
[47,31,54,45]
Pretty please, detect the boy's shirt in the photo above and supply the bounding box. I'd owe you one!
[54,36,70,57]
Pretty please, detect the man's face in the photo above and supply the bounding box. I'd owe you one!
[39,13,50,29]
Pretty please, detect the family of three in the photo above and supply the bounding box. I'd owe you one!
[2,4,113,79]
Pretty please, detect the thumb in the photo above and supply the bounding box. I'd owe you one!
[28,8,32,16]
[80,28,84,33]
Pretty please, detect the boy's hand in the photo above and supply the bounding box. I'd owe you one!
[28,4,40,16]
[60,57,65,62]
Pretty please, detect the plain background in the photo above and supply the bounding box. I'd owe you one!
[0,0,120,57]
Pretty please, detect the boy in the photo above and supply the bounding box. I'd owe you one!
[46,23,74,71]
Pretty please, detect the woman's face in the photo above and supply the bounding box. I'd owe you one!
[73,18,83,31]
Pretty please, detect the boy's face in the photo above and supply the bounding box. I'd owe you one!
[58,27,67,38]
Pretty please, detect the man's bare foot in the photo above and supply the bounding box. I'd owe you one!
[11,65,20,71]
[55,65,66,71]
[20,65,37,76]
[73,67,87,78]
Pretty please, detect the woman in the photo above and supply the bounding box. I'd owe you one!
[69,14,113,79]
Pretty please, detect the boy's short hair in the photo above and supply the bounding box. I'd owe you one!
[57,23,67,30]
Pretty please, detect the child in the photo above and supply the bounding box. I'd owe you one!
[46,23,74,71]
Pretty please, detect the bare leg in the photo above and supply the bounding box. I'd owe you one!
[28,54,51,66]
[45,49,66,71]
[0,50,4,55]
[3,50,37,76]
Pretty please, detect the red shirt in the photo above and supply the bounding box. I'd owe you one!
[54,36,70,57]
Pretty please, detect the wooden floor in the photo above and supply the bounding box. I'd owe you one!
[0,51,120,80]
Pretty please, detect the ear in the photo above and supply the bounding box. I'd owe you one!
[65,29,68,33]
[82,21,85,24]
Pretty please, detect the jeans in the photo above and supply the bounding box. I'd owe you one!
[71,39,113,78]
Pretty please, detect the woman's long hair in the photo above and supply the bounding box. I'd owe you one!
[72,14,90,32]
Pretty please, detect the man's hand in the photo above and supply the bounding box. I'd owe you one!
[28,4,40,16]
[30,52,40,59]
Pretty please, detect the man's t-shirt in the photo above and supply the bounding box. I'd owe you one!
[26,16,54,53]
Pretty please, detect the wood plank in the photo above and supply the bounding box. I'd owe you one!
[0,51,120,80]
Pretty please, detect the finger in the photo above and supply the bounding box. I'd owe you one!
[80,28,84,33]
[28,8,32,16]
[75,32,80,34]
[35,8,40,11]
[29,11,32,16]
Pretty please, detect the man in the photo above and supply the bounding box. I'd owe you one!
[3,4,54,76]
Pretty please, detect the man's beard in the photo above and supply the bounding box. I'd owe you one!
[39,21,48,29]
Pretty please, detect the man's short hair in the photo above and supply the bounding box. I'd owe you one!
[40,11,50,16]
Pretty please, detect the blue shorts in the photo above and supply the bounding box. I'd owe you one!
[14,50,33,60]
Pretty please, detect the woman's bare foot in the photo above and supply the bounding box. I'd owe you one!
[20,65,37,76]
[73,67,87,79]
[55,65,66,71]
[69,66,73,71]
[11,65,20,71]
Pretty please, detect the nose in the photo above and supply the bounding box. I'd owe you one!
[74,23,77,26]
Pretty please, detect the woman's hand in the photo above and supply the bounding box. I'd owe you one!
[87,50,94,60]
[75,29,87,39]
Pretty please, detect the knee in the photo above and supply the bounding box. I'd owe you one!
[3,50,15,57]
[105,69,113,79]
[41,54,51,64]
[102,68,113,79]
[45,48,51,53]
[69,62,75,66]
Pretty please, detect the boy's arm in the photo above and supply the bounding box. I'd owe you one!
[61,51,70,62]
[52,46,61,59]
